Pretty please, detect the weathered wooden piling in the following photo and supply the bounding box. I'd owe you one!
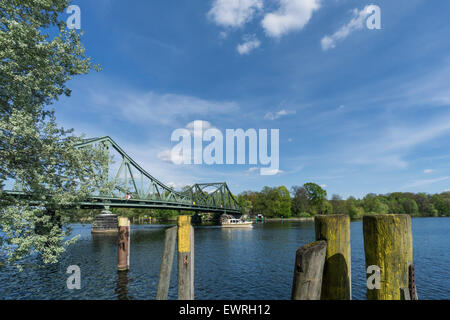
[178,216,194,300]
[363,214,413,300]
[156,226,177,300]
[291,240,327,300]
[315,215,351,300]
[117,217,130,271]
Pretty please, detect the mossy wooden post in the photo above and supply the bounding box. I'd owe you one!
[291,240,327,300]
[315,215,351,300]
[156,226,177,300]
[363,214,413,300]
[178,216,194,300]
[117,217,130,271]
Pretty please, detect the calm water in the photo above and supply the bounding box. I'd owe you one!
[0,218,449,300]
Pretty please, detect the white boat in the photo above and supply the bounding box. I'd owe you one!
[220,215,253,228]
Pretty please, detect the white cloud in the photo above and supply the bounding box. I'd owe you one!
[246,167,259,174]
[122,92,237,126]
[401,177,450,190]
[158,149,184,165]
[237,34,261,55]
[82,82,238,127]
[157,149,172,162]
[424,169,435,174]
[167,182,188,190]
[186,120,217,138]
[349,115,450,169]
[321,5,373,51]
[352,154,408,169]
[264,109,296,120]
[261,168,284,175]
[261,0,321,38]
[208,0,263,28]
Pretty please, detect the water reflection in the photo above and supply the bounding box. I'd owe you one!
[220,227,254,241]
[115,271,133,300]
[91,233,117,251]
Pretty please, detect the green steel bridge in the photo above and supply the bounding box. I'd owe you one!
[6,136,242,215]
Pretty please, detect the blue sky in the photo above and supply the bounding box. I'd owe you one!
[55,0,450,198]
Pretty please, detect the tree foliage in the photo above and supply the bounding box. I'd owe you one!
[0,0,103,268]
[236,184,450,220]
[303,183,327,208]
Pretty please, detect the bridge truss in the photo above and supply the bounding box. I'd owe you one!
[67,137,241,214]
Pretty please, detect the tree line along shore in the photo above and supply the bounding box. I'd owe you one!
[71,182,450,222]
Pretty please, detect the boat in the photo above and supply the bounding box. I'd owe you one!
[220,214,253,228]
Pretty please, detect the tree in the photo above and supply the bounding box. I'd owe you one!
[260,186,281,218]
[362,194,389,214]
[320,200,333,215]
[0,0,103,268]
[401,198,419,216]
[237,191,255,216]
[277,186,292,218]
[413,193,437,217]
[388,198,404,214]
[250,186,292,218]
[291,186,310,216]
[330,194,346,215]
[431,194,450,216]
[303,183,327,214]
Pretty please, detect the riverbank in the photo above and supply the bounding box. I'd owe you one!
[254,217,314,222]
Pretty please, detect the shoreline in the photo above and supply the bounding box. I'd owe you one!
[72,215,449,224]
[253,217,314,222]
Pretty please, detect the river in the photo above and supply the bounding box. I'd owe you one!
[0,217,449,300]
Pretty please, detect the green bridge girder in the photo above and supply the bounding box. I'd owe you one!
[5,136,242,215]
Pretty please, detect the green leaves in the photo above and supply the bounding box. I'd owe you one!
[0,0,101,268]
[248,186,292,218]
[303,182,328,215]
[1,0,90,118]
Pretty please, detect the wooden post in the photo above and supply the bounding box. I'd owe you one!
[291,240,327,300]
[117,217,130,271]
[156,226,177,300]
[363,214,413,300]
[315,215,351,300]
[178,216,194,300]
